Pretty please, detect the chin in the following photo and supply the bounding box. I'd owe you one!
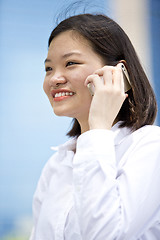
[52,108,74,118]
[53,109,65,117]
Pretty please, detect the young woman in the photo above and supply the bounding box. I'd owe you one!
[30,14,160,240]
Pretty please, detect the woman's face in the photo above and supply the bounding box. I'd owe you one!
[43,30,105,125]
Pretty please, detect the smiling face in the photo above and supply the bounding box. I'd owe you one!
[43,30,105,130]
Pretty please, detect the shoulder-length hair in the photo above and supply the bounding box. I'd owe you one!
[48,14,157,137]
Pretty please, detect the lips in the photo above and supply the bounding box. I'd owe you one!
[51,89,75,99]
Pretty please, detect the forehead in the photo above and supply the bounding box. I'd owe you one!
[48,30,93,55]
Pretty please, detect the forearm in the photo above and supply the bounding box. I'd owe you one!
[73,129,122,239]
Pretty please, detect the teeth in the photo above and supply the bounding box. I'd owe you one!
[54,92,74,98]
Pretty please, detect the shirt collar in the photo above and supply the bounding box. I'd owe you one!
[51,138,77,168]
[51,137,77,152]
[51,121,131,167]
[112,121,131,145]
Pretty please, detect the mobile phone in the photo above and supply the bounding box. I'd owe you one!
[120,63,131,92]
[87,63,131,96]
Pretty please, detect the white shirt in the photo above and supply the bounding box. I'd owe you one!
[30,122,160,240]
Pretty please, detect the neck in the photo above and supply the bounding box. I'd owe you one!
[78,118,118,135]
[78,119,90,135]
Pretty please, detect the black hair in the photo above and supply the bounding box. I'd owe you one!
[48,14,157,137]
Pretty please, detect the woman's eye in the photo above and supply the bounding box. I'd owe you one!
[66,61,78,67]
[45,66,52,72]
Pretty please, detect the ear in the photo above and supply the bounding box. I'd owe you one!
[118,60,129,72]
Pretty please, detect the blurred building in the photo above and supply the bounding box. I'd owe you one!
[110,0,160,123]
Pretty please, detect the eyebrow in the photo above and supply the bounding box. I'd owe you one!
[44,51,82,64]
[44,58,51,64]
[62,51,82,58]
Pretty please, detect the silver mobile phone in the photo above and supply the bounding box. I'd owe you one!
[87,63,131,96]
[120,63,131,92]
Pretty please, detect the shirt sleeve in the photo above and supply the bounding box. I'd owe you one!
[72,128,160,239]
[29,153,58,239]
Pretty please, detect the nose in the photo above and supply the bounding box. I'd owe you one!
[49,73,67,88]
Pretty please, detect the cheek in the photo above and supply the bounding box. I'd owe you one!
[73,74,92,102]
[72,71,88,88]
[43,78,49,95]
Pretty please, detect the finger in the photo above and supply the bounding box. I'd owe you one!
[85,74,104,90]
[95,66,114,86]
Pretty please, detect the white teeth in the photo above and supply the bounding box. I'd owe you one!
[54,92,74,98]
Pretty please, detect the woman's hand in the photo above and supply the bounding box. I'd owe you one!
[85,63,128,130]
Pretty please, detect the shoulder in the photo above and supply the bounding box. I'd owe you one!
[40,152,59,184]
[36,137,77,188]
[136,124,160,134]
[131,124,160,143]
[115,124,160,163]
[33,152,59,200]
[112,122,160,148]
[123,124,160,159]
